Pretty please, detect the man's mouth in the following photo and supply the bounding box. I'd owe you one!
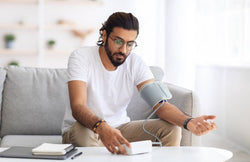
[114,53,125,60]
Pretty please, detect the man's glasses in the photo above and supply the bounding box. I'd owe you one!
[109,36,137,51]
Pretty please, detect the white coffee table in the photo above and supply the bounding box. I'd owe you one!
[0,146,233,162]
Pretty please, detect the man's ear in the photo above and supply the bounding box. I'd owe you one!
[102,30,107,45]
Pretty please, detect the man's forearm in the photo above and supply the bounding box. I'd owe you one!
[71,105,101,130]
[155,102,189,128]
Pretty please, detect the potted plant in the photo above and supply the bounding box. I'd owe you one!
[4,34,16,49]
[47,39,56,49]
[8,60,19,66]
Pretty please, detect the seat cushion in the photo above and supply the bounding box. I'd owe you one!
[0,135,62,147]
[1,66,70,137]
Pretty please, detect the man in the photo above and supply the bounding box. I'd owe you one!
[62,12,217,155]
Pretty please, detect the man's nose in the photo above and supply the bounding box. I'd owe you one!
[119,44,127,54]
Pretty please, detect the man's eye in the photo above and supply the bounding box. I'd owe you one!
[127,42,134,47]
[115,40,123,45]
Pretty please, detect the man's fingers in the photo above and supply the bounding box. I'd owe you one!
[110,144,119,154]
[195,121,210,135]
[98,125,130,155]
[204,115,216,120]
[120,138,131,148]
[113,138,126,155]
[117,143,126,155]
[210,121,217,129]
[105,144,114,154]
[202,121,213,130]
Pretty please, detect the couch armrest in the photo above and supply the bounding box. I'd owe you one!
[166,83,199,146]
[167,83,193,116]
[127,82,199,146]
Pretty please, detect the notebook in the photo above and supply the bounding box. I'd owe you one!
[32,143,75,155]
[0,146,77,160]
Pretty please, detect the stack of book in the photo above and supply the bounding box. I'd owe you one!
[0,143,77,160]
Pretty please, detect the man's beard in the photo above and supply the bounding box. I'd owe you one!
[104,39,128,67]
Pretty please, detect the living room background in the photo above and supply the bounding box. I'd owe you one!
[1,0,250,157]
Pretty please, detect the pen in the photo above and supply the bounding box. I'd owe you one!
[71,152,83,160]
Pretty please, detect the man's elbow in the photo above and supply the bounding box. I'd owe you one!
[70,104,86,119]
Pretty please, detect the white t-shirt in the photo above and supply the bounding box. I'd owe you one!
[67,46,154,127]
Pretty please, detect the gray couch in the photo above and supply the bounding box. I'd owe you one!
[0,66,196,147]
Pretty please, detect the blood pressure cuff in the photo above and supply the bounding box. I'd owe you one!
[139,81,172,108]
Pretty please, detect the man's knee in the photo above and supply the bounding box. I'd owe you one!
[160,122,182,146]
[62,131,70,144]
[62,122,101,147]
[169,125,182,145]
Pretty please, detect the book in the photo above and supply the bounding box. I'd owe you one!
[32,143,75,155]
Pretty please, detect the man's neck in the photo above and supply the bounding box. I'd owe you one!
[99,46,117,71]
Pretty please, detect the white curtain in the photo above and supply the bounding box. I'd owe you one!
[133,0,166,71]
[163,0,250,89]
[196,0,250,62]
[193,0,250,151]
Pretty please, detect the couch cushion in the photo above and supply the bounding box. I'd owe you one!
[1,66,70,137]
[0,68,7,127]
[0,135,62,147]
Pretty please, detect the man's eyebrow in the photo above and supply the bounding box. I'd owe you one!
[114,35,135,42]
[113,36,124,40]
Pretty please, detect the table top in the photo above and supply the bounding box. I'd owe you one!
[0,146,233,162]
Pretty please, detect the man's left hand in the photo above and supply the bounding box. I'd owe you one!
[187,115,217,136]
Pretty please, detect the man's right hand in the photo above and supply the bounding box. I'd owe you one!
[95,122,131,155]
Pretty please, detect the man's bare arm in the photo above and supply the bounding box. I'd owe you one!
[155,103,217,136]
[68,80,100,129]
[68,80,130,154]
[137,80,217,136]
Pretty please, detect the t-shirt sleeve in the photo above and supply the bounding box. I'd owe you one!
[133,55,154,86]
[67,49,88,82]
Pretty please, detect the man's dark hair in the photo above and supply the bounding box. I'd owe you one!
[97,12,139,46]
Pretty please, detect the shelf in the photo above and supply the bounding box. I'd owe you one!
[0,24,38,30]
[44,0,102,6]
[0,49,72,56]
[44,24,83,30]
[0,0,102,5]
[44,49,72,55]
[0,0,38,4]
[0,49,37,55]
[0,24,90,31]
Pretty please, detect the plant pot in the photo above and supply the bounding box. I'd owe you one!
[47,45,54,50]
[5,41,14,49]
